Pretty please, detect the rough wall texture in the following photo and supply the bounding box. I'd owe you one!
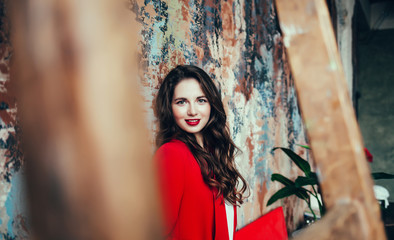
[335,0,355,97]
[0,0,28,239]
[358,29,394,201]
[132,0,308,231]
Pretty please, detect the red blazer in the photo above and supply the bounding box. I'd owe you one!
[155,139,236,240]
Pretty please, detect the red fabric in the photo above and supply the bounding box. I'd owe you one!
[155,139,233,240]
[235,207,288,240]
[364,148,373,162]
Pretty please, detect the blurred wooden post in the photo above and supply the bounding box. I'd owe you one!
[274,0,386,239]
[10,0,160,239]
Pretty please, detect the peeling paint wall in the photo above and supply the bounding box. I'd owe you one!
[132,0,309,231]
[0,1,28,239]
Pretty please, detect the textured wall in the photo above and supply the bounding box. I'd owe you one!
[132,0,309,231]
[358,29,394,201]
[335,0,355,97]
[0,0,28,238]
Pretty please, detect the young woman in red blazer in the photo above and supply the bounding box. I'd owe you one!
[155,65,248,240]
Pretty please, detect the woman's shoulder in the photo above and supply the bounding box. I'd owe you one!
[156,139,190,156]
[155,139,190,171]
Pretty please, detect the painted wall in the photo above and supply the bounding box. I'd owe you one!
[132,0,309,231]
[0,1,29,238]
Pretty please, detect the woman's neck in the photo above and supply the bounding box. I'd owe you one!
[194,133,204,148]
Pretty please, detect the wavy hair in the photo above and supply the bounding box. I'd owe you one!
[155,65,247,205]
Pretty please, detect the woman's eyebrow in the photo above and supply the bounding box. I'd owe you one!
[173,97,187,101]
[173,96,206,101]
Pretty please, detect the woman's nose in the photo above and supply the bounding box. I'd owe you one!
[187,103,197,116]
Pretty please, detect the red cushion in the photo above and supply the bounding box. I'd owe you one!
[235,207,288,240]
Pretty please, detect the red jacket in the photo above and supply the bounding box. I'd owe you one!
[155,139,236,240]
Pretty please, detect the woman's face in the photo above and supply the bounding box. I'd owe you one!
[171,78,211,145]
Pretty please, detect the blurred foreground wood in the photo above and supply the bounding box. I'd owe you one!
[275,0,386,239]
[10,0,160,239]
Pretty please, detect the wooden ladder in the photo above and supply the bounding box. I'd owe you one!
[275,0,386,239]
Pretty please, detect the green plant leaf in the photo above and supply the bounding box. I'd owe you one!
[310,172,318,179]
[267,185,311,206]
[271,173,294,186]
[295,187,310,200]
[295,175,318,187]
[273,147,311,177]
[372,172,394,180]
[296,144,311,149]
[266,186,298,206]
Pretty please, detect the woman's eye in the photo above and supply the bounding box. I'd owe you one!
[198,99,207,103]
[176,100,185,105]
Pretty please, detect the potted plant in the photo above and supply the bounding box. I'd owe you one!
[267,145,394,222]
[266,145,324,221]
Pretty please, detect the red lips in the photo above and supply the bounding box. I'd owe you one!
[185,119,200,126]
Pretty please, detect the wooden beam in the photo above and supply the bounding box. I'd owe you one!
[274,0,386,239]
[293,202,361,240]
[10,0,160,239]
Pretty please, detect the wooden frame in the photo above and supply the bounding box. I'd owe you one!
[274,0,386,239]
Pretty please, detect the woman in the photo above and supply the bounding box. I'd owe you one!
[155,65,248,240]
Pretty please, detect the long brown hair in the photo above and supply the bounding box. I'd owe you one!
[155,65,247,205]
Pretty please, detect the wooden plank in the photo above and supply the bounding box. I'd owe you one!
[10,0,160,239]
[293,202,360,240]
[274,0,386,239]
